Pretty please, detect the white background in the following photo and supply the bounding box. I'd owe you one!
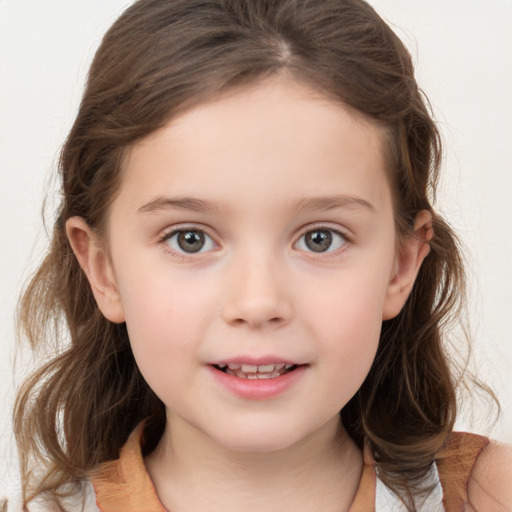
[1,0,511,488]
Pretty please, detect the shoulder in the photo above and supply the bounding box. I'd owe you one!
[466,439,512,512]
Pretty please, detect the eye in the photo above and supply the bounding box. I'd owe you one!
[164,229,216,254]
[296,228,347,253]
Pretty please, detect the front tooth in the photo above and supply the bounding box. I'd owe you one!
[247,374,258,380]
[257,364,276,373]
[228,363,241,370]
[257,373,272,379]
[241,364,258,373]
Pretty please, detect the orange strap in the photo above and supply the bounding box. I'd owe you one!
[437,432,489,512]
[348,443,376,512]
[90,424,167,512]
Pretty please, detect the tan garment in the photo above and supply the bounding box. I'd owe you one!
[90,424,488,512]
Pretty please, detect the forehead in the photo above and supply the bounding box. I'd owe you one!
[119,76,392,216]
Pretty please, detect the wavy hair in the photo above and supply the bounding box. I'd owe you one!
[14,0,485,509]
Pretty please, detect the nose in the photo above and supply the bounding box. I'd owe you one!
[221,252,292,329]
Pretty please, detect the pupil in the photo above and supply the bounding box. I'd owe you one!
[178,231,205,253]
[306,230,332,252]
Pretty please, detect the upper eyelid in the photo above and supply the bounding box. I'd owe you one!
[156,222,352,246]
[294,223,352,240]
[158,223,217,241]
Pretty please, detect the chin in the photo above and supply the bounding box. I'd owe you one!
[219,436,297,453]
[208,421,315,454]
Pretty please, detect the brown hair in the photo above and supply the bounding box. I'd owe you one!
[14,0,484,509]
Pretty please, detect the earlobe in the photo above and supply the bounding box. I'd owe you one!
[382,210,433,320]
[65,217,125,323]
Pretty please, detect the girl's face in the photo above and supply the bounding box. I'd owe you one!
[82,77,425,453]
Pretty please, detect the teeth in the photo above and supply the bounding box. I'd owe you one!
[220,362,298,379]
[227,363,293,373]
[241,364,258,373]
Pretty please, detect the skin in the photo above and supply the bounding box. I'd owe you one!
[467,441,512,511]
[67,76,442,511]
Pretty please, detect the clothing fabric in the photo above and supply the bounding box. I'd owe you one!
[2,426,488,512]
[90,424,488,512]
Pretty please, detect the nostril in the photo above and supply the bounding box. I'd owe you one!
[221,294,292,328]
[228,314,285,327]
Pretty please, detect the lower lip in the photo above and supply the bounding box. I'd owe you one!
[209,365,307,400]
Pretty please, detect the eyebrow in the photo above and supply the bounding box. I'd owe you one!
[138,194,376,215]
[296,195,376,214]
[138,196,219,214]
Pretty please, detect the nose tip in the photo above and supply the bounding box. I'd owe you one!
[221,259,292,328]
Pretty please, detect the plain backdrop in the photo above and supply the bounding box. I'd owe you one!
[1,0,511,488]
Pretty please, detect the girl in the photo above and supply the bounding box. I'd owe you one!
[5,0,512,510]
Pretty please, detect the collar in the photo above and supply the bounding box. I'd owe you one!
[90,424,487,512]
[91,423,167,512]
[90,425,376,512]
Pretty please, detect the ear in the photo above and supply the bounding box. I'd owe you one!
[66,217,125,323]
[382,210,433,320]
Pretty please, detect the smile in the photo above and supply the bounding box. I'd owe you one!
[214,362,298,380]
[209,361,307,399]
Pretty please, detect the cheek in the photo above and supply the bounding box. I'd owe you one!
[303,262,391,336]
[119,275,216,406]
[301,265,391,390]
[319,290,382,362]
[316,297,382,409]
[116,267,216,365]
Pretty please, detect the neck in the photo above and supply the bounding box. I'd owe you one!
[145,415,363,512]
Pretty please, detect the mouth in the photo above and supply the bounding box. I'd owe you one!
[212,362,300,380]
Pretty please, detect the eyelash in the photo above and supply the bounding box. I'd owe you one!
[294,226,350,256]
[157,225,351,259]
[158,226,218,259]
